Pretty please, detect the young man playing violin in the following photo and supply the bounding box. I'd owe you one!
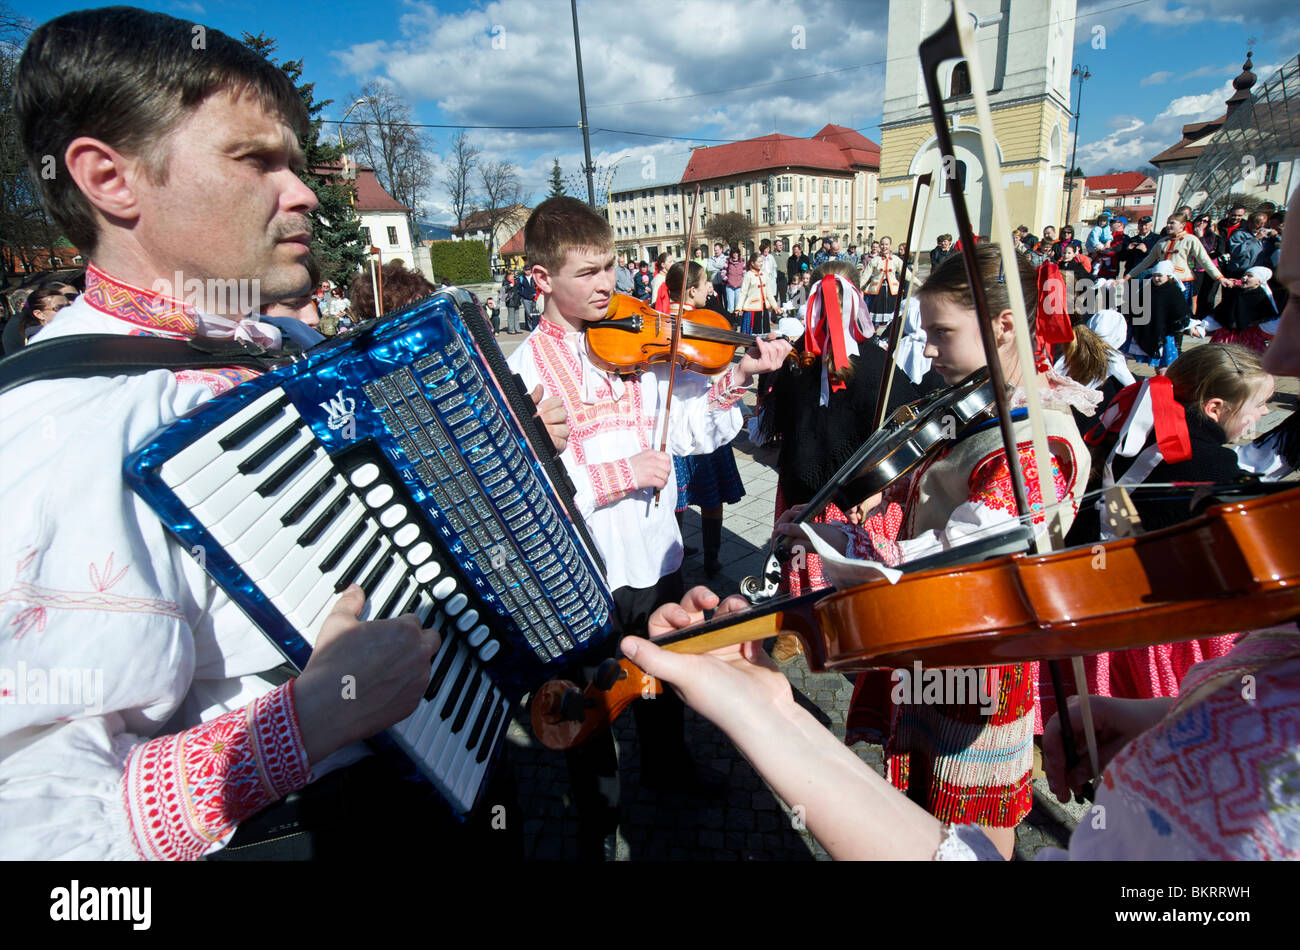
[778,244,1095,858]
[504,196,790,858]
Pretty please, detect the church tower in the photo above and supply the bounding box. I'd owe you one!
[876,0,1076,253]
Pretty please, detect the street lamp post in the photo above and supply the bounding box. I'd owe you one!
[337,97,369,203]
[1064,64,1090,229]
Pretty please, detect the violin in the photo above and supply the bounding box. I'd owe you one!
[532,484,1300,751]
[586,293,787,377]
[739,368,1001,601]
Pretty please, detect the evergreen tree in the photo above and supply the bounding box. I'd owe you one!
[242,33,366,291]
[548,158,566,199]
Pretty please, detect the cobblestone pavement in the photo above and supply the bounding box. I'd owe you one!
[493,333,1295,861]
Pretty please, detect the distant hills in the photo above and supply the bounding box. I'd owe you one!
[416,220,455,241]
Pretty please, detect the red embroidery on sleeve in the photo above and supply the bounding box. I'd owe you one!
[122,681,309,860]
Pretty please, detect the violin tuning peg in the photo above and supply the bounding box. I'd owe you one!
[593,657,627,691]
[559,687,589,722]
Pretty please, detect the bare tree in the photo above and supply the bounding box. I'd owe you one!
[477,161,523,256]
[442,130,479,231]
[346,81,434,231]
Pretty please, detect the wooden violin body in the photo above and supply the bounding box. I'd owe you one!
[532,486,1300,750]
[585,293,770,376]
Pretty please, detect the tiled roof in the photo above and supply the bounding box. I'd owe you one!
[1150,114,1226,165]
[682,133,855,182]
[312,163,411,213]
[810,124,881,168]
[1084,172,1155,194]
[499,227,525,255]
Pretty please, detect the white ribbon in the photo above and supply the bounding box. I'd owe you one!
[196,312,283,349]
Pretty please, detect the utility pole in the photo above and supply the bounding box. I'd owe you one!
[570,0,596,208]
[1064,64,1091,229]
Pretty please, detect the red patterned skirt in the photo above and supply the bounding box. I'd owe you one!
[1209,325,1270,354]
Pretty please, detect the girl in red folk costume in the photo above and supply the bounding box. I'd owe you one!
[760,262,923,662]
[779,245,1097,859]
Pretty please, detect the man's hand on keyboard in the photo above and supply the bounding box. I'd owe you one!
[531,384,569,454]
[293,584,442,765]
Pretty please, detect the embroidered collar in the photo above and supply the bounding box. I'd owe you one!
[537,316,576,342]
[82,262,201,338]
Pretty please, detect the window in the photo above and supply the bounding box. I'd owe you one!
[833,179,839,194]
[361,226,372,245]
[940,160,967,197]
[949,60,971,98]
[1264,162,1280,185]
[729,185,735,198]
[744,210,751,221]
[760,181,767,195]
[745,183,751,196]
[714,187,720,200]
[51,256,62,266]
[761,207,769,223]
[798,200,805,219]
[73,255,84,264]
[810,177,818,193]
[822,203,829,221]
[387,226,398,245]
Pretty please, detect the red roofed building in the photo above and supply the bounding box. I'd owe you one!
[1072,172,1156,227]
[681,126,881,252]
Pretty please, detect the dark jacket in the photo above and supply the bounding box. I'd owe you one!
[764,347,922,507]
[1113,406,1253,531]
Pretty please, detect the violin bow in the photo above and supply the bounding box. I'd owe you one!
[653,183,702,506]
[873,171,934,433]
[920,0,1100,790]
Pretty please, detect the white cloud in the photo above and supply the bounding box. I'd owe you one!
[331,0,890,208]
[1140,71,1175,86]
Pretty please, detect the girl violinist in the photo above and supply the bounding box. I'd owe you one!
[661,260,748,577]
[779,244,1097,859]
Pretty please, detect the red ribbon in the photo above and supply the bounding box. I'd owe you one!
[809,275,850,393]
[1148,374,1192,463]
[1034,260,1074,372]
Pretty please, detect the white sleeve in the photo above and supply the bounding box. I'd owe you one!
[662,368,744,457]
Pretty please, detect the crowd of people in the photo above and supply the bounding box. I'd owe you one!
[1,6,1296,867]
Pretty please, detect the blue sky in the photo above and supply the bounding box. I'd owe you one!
[15,0,1300,221]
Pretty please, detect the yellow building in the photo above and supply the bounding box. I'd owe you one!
[876,0,1076,253]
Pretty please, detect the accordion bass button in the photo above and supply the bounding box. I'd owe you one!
[380,504,407,528]
[477,639,499,662]
[350,463,380,488]
[432,576,457,600]
[415,562,442,585]
[467,624,490,647]
[407,542,432,565]
[456,609,479,632]
[364,483,394,507]
[445,593,468,616]
[393,523,420,547]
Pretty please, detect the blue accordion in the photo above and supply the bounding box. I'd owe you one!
[125,289,614,815]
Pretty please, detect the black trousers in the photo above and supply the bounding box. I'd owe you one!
[562,569,687,835]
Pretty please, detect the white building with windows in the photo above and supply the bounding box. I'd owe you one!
[606,129,881,261]
[350,166,416,268]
